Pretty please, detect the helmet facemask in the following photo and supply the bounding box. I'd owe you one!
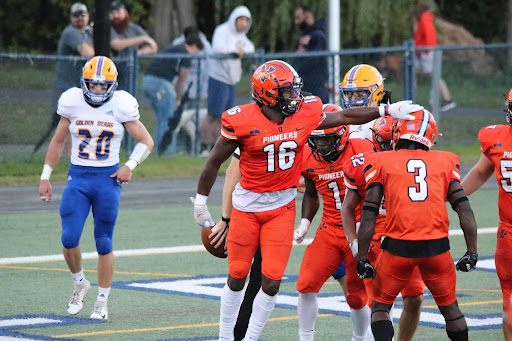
[272,77,304,115]
[81,77,117,105]
[308,126,347,162]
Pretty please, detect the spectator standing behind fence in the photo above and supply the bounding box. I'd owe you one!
[294,5,329,103]
[171,27,212,153]
[414,1,456,112]
[199,5,254,157]
[110,1,157,90]
[52,2,94,122]
[142,34,204,154]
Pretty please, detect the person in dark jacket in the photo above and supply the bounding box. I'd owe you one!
[294,5,329,103]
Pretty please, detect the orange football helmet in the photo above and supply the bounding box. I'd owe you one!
[393,109,440,149]
[81,56,118,105]
[322,103,342,113]
[370,117,396,151]
[506,87,512,126]
[251,60,303,115]
[308,124,349,162]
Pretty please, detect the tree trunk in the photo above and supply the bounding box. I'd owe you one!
[508,0,512,62]
[150,0,196,48]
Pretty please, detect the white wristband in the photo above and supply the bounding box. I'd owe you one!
[40,164,53,181]
[378,105,388,117]
[125,143,151,171]
[195,193,208,205]
[300,218,311,228]
[125,159,138,171]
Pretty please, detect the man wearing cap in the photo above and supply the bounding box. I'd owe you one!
[44,2,95,155]
[110,1,157,56]
[54,2,94,93]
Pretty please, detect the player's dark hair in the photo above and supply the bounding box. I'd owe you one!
[183,26,200,38]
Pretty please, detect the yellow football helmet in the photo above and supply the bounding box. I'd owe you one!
[81,56,118,105]
[340,64,384,108]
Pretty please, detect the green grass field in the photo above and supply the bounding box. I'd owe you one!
[0,188,505,340]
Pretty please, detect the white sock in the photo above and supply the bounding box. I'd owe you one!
[219,284,244,340]
[298,292,317,341]
[350,305,371,340]
[244,288,277,340]
[71,269,85,285]
[97,287,110,302]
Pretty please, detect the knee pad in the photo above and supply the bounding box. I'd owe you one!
[229,259,251,280]
[347,293,365,310]
[371,320,394,341]
[95,236,113,255]
[446,329,468,341]
[61,231,80,249]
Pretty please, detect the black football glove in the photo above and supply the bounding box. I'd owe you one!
[456,251,478,272]
[357,259,376,279]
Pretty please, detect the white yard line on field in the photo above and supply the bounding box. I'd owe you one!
[0,227,498,265]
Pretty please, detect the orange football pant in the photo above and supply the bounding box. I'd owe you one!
[373,250,455,306]
[296,220,367,309]
[228,202,295,281]
[365,239,424,307]
[496,222,512,312]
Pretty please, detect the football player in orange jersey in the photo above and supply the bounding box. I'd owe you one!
[342,117,424,341]
[356,109,478,341]
[193,59,423,341]
[461,87,512,340]
[294,104,375,341]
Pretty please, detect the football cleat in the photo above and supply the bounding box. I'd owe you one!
[90,300,108,320]
[67,279,90,315]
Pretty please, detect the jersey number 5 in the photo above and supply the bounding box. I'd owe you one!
[78,129,114,160]
[263,141,298,172]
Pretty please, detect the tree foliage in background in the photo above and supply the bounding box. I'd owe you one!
[0,0,507,54]
[436,0,506,43]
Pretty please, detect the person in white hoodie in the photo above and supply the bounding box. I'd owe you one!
[199,5,255,156]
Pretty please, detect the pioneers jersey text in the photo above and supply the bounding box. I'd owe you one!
[479,124,512,225]
[301,138,373,231]
[221,97,325,192]
[364,149,460,240]
[58,88,140,167]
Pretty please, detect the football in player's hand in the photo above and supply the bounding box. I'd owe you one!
[201,225,227,258]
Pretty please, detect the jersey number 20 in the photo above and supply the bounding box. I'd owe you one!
[78,129,114,160]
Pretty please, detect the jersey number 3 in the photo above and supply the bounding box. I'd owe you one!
[407,159,428,201]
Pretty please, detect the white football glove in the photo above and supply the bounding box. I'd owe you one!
[190,197,214,228]
[349,239,358,258]
[294,218,311,244]
[379,100,423,120]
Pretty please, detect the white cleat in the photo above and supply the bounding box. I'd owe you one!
[67,279,90,315]
[90,300,108,320]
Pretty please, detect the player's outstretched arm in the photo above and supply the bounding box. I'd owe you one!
[461,154,494,196]
[39,117,71,202]
[448,180,478,271]
[318,101,422,129]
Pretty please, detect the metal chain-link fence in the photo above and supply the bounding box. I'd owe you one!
[2,42,511,163]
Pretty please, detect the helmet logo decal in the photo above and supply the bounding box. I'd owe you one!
[256,65,276,83]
